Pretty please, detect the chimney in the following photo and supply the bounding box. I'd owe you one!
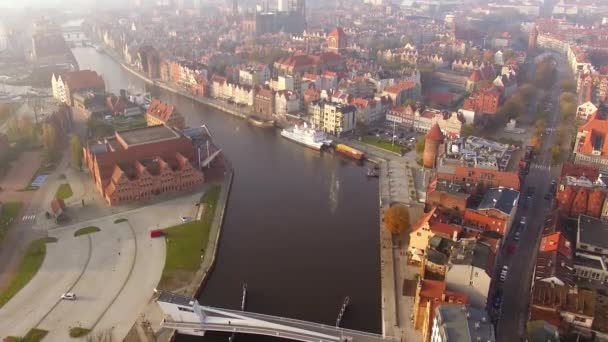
[452,229,458,241]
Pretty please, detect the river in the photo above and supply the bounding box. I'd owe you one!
[71,46,381,342]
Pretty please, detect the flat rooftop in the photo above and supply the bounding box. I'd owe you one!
[117,125,180,147]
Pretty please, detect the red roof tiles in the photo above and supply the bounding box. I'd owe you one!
[426,123,444,142]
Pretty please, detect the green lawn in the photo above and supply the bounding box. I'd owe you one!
[55,183,73,200]
[6,328,49,342]
[0,239,48,308]
[74,226,100,237]
[361,137,403,154]
[159,185,221,290]
[0,202,23,242]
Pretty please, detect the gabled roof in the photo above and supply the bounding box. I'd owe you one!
[531,282,595,318]
[62,70,105,92]
[469,69,482,82]
[328,27,346,39]
[146,99,178,123]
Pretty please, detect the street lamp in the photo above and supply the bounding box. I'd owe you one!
[391,120,397,146]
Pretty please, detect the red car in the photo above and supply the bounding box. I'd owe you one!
[150,229,165,238]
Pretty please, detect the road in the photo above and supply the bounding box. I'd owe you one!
[0,193,201,340]
[495,51,571,341]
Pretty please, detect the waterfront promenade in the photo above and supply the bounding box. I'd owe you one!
[347,140,424,342]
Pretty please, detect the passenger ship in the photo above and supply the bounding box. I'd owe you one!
[280,123,332,150]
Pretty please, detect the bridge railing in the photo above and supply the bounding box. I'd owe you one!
[202,306,398,340]
[162,319,342,342]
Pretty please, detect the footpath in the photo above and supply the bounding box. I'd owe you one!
[125,166,234,342]
[347,140,424,342]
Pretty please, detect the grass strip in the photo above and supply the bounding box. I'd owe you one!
[74,226,100,237]
[54,183,73,200]
[158,185,221,290]
[0,239,48,308]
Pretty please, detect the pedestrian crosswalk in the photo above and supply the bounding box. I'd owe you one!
[21,215,36,222]
[530,163,551,171]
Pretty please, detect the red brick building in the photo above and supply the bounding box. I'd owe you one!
[254,86,275,118]
[427,166,520,218]
[145,99,185,130]
[273,52,343,76]
[463,86,501,115]
[462,187,520,235]
[423,124,444,168]
[83,125,204,206]
[327,27,347,55]
[555,164,605,219]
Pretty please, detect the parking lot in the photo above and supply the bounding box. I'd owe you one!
[365,121,422,149]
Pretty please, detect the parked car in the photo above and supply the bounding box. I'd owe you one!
[514,231,520,241]
[180,216,192,223]
[61,292,76,300]
[499,265,509,282]
[493,291,502,309]
[150,229,165,238]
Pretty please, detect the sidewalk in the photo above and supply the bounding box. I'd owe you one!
[370,142,424,342]
[126,167,234,342]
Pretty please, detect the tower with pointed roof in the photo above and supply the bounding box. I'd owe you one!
[423,123,444,168]
[327,27,347,55]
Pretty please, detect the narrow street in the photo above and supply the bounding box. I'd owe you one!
[496,51,571,341]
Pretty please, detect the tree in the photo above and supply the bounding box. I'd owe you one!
[560,79,576,93]
[535,59,556,89]
[70,136,83,170]
[384,204,410,235]
[551,146,562,164]
[41,123,58,163]
[415,138,425,155]
[461,124,480,137]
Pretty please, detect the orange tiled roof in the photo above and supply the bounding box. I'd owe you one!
[63,70,105,92]
[578,112,608,155]
[539,232,572,257]
[146,99,177,122]
[384,81,416,94]
[469,69,482,82]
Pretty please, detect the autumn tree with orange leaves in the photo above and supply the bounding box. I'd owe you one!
[384,205,410,235]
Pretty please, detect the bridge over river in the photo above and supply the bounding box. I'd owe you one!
[158,292,398,342]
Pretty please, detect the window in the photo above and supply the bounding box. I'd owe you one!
[595,248,603,253]
[574,316,587,323]
[178,307,194,313]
